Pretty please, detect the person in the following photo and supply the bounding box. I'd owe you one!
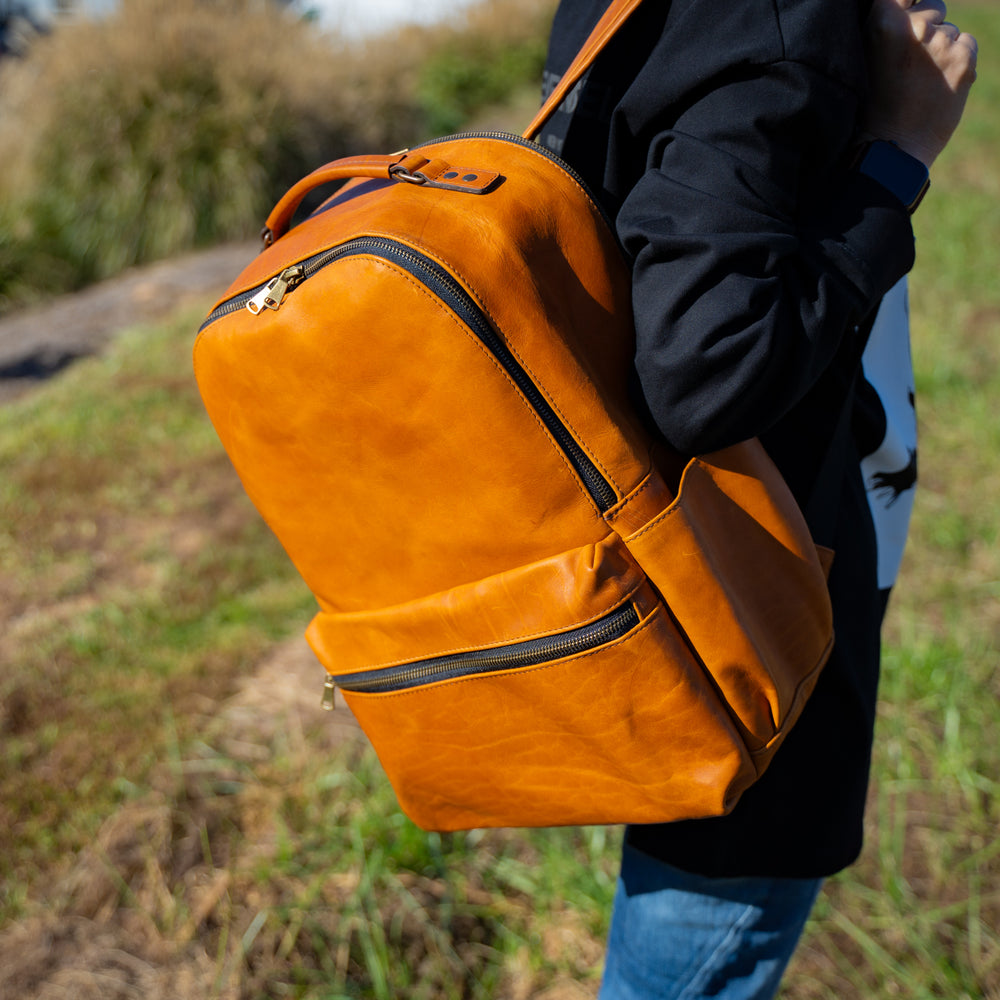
[536,0,978,996]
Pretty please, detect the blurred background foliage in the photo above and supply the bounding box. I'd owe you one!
[0,0,553,312]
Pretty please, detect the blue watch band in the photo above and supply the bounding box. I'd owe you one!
[857,140,930,214]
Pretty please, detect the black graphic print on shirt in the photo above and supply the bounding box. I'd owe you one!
[858,278,918,589]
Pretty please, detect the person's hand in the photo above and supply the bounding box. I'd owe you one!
[864,0,978,168]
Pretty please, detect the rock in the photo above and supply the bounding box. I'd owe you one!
[0,241,258,401]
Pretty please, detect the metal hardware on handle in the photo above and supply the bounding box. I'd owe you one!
[389,166,429,185]
[389,162,501,194]
[261,153,413,245]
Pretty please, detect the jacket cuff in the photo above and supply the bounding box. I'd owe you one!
[816,169,916,311]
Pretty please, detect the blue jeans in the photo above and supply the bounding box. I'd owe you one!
[599,843,823,1000]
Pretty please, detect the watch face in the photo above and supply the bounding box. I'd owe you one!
[860,141,930,213]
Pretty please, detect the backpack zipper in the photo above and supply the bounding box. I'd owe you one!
[202,236,619,512]
[323,600,640,706]
[199,131,622,327]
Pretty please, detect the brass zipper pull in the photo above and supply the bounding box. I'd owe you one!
[321,675,337,711]
[245,264,305,314]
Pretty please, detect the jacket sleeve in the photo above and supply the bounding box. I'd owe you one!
[616,52,917,454]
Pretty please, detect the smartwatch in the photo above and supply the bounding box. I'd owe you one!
[856,140,930,215]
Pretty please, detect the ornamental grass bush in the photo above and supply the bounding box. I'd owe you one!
[0,0,554,312]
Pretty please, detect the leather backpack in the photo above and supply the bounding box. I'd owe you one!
[194,0,833,831]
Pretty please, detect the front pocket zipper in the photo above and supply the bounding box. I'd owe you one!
[322,601,640,707]
[201,236,619,512]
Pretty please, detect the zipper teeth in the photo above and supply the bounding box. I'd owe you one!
[205,236,618,510]
[199,290,256,328]
[200,130,619,334]
[381,240,619,511]
[335,602,640,694]
[199,249,345,329]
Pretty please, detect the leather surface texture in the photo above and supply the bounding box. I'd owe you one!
[194,132,834,831]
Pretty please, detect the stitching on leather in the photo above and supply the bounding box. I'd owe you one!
[332,578,648,674]
[748,634,835,760]
[352,603,662,701]
[473,317,624,496]
[623,461,705,540]
[605,467,657,523]
[376,224,626,497]
[369,257,602,511]
[388,230,624,495]
[460,278,624,495]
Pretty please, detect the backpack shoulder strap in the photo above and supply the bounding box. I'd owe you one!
[522,0,644,141]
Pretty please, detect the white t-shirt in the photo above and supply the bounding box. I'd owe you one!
[859,277,918,590]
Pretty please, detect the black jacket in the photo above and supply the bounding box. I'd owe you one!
[541,0,916,876]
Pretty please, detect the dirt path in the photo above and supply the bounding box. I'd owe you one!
[0,244,367,996]
[0,241,259,401]
[0,630,362,1000]
[0,236,362,741]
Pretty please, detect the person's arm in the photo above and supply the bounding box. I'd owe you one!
[619,0,977,456]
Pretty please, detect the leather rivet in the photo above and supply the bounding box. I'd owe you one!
[443,171,459,179]
[462,174,478,182]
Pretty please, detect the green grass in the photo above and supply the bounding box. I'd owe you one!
[0,312,318,919]
[233,745,619,998]
[0,2,998,997]
[0,289,616,1000]
[782,4,1000,996]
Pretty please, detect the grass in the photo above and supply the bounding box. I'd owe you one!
[0,311,319,914]
[781,4,1000,996]
[0,1,998,997]
[0,308,617,996]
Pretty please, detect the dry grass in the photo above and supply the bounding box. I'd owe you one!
[0,0,556,307]
[0,626,610,999]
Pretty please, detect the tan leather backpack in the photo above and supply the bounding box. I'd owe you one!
[194,0,833,831]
